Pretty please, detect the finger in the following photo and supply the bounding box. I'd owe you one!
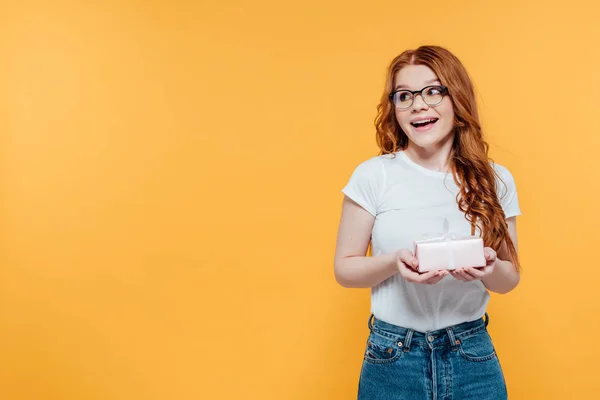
[481,265,494,276]
[449,269,462,277]
[473,264,494,275]
[422,270,449,284]
[412,270,438,283]
[401,268,438,284]
[449,270,467,282]
[397,250,417,270]
[461,269,477,281]
[422,276,444,285]
[485,248,497,261]
[419,269,449,283]
[463,267,485,279]
[396,260,424,282]
[397,249,413,263]
[453,268,474,282]
[396,257,418,276]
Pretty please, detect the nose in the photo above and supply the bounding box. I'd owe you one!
[411,94,429,112]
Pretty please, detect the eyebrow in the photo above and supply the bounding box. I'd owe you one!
[394,78,441,90]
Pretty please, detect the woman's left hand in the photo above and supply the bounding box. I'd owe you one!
[450,247,496,282]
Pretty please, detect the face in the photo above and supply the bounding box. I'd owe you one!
[392,65,455,150]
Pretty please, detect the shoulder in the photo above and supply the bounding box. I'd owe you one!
[348,154,390,175]
[343,153,396,192]
[359,153,393,165]
[342,154,391,216]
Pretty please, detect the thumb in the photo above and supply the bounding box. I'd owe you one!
[397,249,413,263]
[485,248,496,260]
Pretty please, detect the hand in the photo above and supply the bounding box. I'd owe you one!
[396,249,448,285]
[450,247,497,282]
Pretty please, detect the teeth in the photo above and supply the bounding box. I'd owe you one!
[411,118,437,126]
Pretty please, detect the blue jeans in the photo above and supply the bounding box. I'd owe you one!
[358,313,508,400]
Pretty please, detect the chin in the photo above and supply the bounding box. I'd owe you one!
[405,126,454,150]
[408,134,445,149]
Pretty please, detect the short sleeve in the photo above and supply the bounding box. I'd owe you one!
[494,164,521,218]
[341,156,386,217]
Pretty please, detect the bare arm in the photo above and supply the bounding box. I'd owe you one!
[451,216,521,294]
[333,196,398,288]
[481,216,520,294]
[333,196,447,288]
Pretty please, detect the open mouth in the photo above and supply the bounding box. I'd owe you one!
[410,118,439,129]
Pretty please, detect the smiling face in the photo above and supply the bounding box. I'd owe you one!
[392,65,455,151]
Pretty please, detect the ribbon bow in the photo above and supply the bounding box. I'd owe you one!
[417,218,462,270]
[420,218,458,241]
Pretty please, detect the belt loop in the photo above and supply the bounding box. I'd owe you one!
[403,329,414,352]
[484,312,489,328]
[446,327,459,351]
[368,314,375,330]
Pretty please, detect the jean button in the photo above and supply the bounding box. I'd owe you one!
[428,335,434,342]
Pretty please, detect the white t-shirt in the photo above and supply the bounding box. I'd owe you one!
[341,151,521,332]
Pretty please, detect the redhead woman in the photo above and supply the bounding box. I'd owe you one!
[334,45,521,400]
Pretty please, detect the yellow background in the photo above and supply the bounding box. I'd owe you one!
[1,1,599,399]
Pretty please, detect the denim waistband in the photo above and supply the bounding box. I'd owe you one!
[368,313,489,350]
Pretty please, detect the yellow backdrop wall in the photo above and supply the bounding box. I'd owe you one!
[1,1,599,399]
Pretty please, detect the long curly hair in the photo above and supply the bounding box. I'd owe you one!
[375,45,520,270]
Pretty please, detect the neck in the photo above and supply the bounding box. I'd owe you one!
[405,136,454,173]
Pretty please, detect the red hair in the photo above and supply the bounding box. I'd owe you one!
[375,45,520,270]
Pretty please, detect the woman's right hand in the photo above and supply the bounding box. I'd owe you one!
[396,249,448,285]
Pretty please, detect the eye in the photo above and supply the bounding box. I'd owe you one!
[426,86,442,95]
[398,91,412,102]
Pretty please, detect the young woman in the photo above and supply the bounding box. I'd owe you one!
[334,45,521,400]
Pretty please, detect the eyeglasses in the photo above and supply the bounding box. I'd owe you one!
[388,85,449,109]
